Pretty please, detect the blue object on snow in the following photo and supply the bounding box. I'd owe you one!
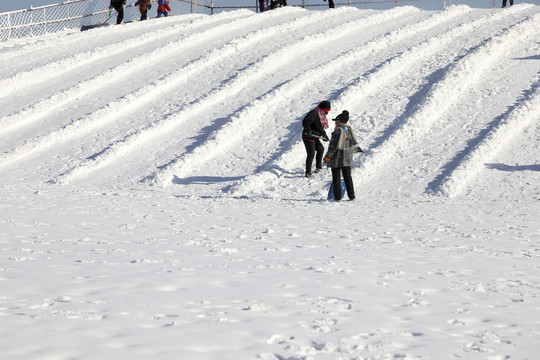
[327,179,346,201]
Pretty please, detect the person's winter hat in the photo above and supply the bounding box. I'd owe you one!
[333,110,349,123]
[318,101,331,112]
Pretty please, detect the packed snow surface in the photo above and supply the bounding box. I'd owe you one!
[1,4,539,359]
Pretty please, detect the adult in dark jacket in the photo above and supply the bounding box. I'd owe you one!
[110,0,126,24]
[302,101,331,177]
[323,110,363,201]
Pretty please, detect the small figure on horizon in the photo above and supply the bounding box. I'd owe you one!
[501,0,513,7]
[259,0,268,12]
[302,101,331,177]
[269,0,287,10]
[134,0,151,21]
[324,0,335,9]
[323,110,363,201]
[109,0,126,24]
[157,0,172,18]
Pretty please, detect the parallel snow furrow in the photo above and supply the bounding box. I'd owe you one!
[0,8,304,136]
[434,77,540,197]
[350,12,540,187]
[0,8,320,167]
[0,15,205,66]
[51,6,418,185]
[231,6,526,196]
[0,10,252,99]
[146,6,476,187]
[0,15,202,71]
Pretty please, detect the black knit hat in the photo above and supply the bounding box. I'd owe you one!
[318,101,331,112]
[333,110,349,123]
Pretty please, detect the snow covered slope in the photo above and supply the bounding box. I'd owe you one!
[1,5,538,200]
[0,5,539,360]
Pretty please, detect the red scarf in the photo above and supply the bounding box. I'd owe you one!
[317,107,329,129]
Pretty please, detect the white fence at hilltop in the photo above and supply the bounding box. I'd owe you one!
[0,0,506,42]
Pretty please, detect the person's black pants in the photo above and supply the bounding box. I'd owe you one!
[331,166,355,200]
[302,138,324,175]
[502,0,513,6]
[112,3,124,24]
[328,0,335,8]
[140,9,148,21]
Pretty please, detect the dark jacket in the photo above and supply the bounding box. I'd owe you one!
[302,109,328,141]
[325,125,360,168]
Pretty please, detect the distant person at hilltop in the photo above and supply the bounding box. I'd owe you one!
[269,0,287,10]
[109,0,126,24]
[157,0,172,18]
[259,0,268,12]
[501,0,513,7]
[134,0,151,21]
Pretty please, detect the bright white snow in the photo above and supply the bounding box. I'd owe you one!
[0,4,539,360]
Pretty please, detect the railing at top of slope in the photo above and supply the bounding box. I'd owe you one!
[0,0,503,42]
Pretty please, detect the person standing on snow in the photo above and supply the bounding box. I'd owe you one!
[324,0,335,9]
[501,0,513,7]
[157,0,172,18]
[259,0,268,12]
[323,110,363,201]
[134,0,152,21]
[302,101,331,177]
[109,0,126,24]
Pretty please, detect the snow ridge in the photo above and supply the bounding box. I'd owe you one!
[435,76,540,197]
[0,6,537,200]
[0,11,252,99]
[232,5,530,197]
[353,11,540,189]
[147,6,480,186]
[0,8,313,168]
[0,10,254,134]
[47,6,417,185]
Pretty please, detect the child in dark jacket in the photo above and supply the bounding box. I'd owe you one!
[157,0,171,18]
[135,0,151,21]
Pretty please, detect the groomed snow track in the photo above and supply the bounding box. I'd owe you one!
[0,5,538,200]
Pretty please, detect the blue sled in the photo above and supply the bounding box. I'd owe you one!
[327,179,346,201]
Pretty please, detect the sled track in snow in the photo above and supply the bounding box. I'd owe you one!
[0,14,203,66]
[146,5,478,187]
[232,5,536,197]
[433,77,540,197]
[351,11,540,193]
[0,12,248,99]
[0,10,254,134]
[1,5,538,198]
[0,8,315,167]
[46,6,418,185]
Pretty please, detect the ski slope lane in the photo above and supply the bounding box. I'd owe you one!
[0,9,310,173]
[231,6,535,199]
[352,12,539,189]
[0,8,304,139]
[143,6,470,187]
[49,7,419,185]
[0,5,538,202]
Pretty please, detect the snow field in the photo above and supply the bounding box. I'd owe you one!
[0,4,539,359]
